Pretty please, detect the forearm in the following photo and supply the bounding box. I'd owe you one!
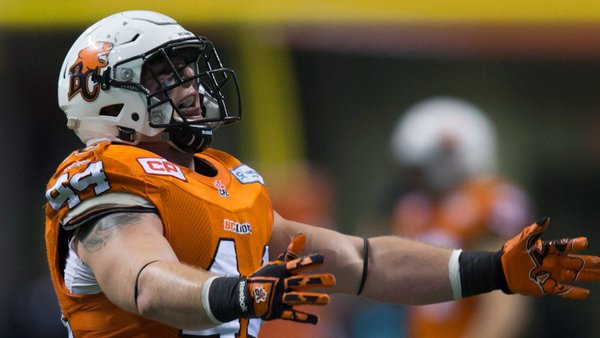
[271,215,454,304]
[269,218,364,295]
[135,261,217,329]
[272,213,516,306]
[362,236,453,304]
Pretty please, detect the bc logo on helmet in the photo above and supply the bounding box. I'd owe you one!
[68,41,114,102]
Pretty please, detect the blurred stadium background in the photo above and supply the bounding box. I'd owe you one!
[2,1,600,337]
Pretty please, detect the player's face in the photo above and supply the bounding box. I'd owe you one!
[141,55,203,121]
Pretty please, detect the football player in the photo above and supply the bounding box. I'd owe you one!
[389,97,532,337]
[45,10,600,338]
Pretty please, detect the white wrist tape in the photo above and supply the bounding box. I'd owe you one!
[201,276,223,325]
[448,249,463,299]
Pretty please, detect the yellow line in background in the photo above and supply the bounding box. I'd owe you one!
[2,1,600,28]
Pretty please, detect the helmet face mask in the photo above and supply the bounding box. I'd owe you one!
[121,39,240,131]
[58,10,241,153]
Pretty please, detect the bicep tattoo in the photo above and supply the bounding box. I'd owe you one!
[76,212,143,252]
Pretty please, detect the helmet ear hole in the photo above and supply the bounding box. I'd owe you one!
[99,104,124,117]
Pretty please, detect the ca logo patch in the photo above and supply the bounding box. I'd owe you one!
[138,158,187,181]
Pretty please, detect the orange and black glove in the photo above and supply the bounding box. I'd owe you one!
[203,234,335,324]
[501,217,600,299]
[277,233,306,262]
[246,234,335,323]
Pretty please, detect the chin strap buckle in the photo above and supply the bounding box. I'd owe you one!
[117,126,136,142]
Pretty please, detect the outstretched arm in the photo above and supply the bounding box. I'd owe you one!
[77,211,334,328]
[270,211,454,304]
[271,212,600,305]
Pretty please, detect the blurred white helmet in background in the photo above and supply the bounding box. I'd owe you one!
[390,96,498,191]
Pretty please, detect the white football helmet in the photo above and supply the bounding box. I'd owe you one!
[58,10,241,153]
[390,97,498,191]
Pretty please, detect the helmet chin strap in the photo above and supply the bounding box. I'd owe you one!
[146,100,214,154]
[167,125,213,154]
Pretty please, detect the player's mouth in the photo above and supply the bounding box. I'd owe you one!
[177,94,202,120]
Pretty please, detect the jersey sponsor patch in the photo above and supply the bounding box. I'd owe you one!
[137,157,186,181]
[224,219,252,234]
[231,164,264,185]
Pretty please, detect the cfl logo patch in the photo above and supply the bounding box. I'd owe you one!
[223,219,252,234]
[213,180,229,197]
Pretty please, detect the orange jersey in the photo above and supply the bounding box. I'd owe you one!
[45,142,273,338]
[392,177,531,338]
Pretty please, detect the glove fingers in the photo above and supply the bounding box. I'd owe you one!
[286,234,306,260]
[278,233,307,262]
[529,217,550,235]
[504,217,549,252]
[280,309,319,325]
[572,266,600,282]
[568,237,589,252]
[556,285,590,300]
[566,269,599,282]
[559,255,586,272]
[286,254,325,274]
[537,216,550,229]
[527,217,550,245]
[578,254,600,269]
[560,255,600,281]
[283,291,330,306]
[547,237,588,254]
[285,273,336,290]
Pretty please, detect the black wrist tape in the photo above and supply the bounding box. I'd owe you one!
[208,277,251,322]
[459,250,511,298]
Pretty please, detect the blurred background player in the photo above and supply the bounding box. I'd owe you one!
[388,96,533,338]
